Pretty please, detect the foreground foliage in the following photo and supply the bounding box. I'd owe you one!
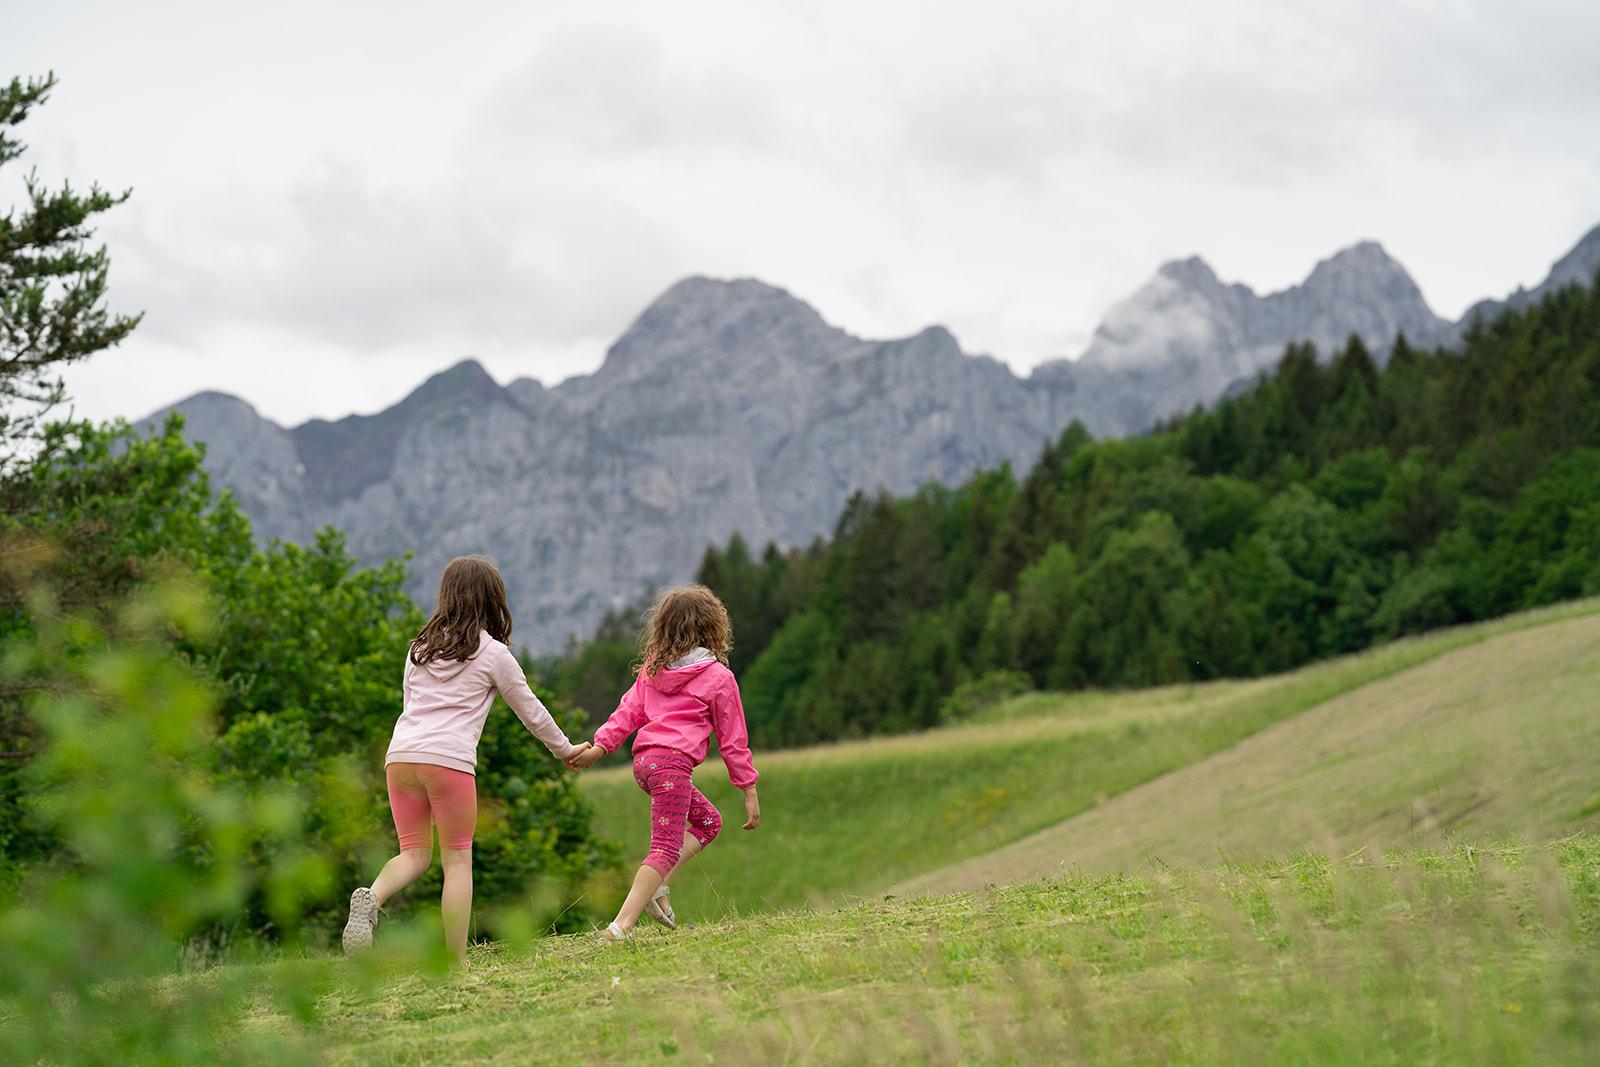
[0,580,343,1062]
[0,423,617,935]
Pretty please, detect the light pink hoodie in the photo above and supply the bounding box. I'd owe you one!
[387,629,578,774]
[593,649,760,789]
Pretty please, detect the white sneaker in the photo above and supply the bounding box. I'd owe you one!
[342,887,379,953]
[598,921,632,942]
[644,885,676,929]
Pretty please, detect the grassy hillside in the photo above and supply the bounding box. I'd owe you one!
[579,598,1600,921]
[14,601,1600,1064]
[266,836,1600,1064]
[899,605,1600,895]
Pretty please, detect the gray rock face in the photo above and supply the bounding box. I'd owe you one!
[1073,241,1453,429]
[1458,223,1600,328]
[144,391,307,541]
[144,225,1596,652]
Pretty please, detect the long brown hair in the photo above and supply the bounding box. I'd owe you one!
[410,556,513,665]
[638,585,732,677]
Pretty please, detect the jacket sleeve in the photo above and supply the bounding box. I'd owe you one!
[489,645,578,760]
[711,671,759,789]
[594,675,648,754]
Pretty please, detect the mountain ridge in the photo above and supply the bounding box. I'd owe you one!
[146,223,1600,651]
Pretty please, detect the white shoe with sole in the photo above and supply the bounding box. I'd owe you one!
[342,887,379,953]
[599,921,631,942]
[644,885,677,929]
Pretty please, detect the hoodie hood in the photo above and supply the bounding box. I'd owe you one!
[647,648,719,695]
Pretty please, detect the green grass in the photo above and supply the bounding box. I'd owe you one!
[256,835,1600,1064]
[580,598,1600,920]
[13,600,1600,1064]
[903,600,1600,895]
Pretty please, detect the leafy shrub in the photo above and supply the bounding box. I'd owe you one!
[0,419,619,941]
[938,669,1034,723]
[0,573,338,1062]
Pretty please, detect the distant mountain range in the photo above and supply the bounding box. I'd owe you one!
[147,222,1600,652]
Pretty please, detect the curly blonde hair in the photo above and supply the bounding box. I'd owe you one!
[638,585,732,676]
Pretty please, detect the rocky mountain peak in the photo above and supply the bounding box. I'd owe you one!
[906,324,960,352]
[1299,240,1418,297]
[559,276,856,406]
[400,358,503,411]
[1156,255,1223,290]
[1460,223,1600,328]
[1078,256,1242,371]
[1545,223,1600,291]
[607,277,834,361]
[143,220,1600,654]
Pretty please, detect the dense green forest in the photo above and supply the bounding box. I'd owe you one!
[552,277,1600,747]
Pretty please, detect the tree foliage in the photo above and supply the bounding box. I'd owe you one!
[0,419,616,933]
[1,74,141,453]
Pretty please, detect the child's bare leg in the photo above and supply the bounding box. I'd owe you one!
[663,833,702,885]
[440,846,473,964]
[613,864,666,934]
[370,847,432,905]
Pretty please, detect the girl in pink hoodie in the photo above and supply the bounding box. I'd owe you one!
[567,585,761,940]
[341,556,588,964]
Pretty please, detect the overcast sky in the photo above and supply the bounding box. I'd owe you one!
[8,0,1600,426]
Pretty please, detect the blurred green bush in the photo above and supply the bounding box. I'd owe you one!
[0,576,343,1061]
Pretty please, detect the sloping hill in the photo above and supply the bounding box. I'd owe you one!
[578,599,1600,919]
[897,606,1600,896]
[90,601,1600,1066]
[270,836,1600,1065]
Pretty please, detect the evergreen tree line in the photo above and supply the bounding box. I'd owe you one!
[552,277,1600,747]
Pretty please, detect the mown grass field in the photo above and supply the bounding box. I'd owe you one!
[269,836,1600,1064]
[579,598,1600,921]
[901,602,1600,896]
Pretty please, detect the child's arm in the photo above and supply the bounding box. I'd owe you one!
[590,675,649,758]
[740,785,760,830]
[711,672,760,829]
[488,645,579,760]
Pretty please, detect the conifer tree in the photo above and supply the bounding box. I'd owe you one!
[1,73,140,454]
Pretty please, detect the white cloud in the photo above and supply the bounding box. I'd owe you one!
[16,0,1600,426]
[488,24,779,154]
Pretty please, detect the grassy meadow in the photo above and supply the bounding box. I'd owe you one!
[262,836,1600,1064]
[579,597,1600,921]
[10,598,1600,1064]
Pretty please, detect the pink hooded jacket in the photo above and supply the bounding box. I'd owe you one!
[593,649,760,789]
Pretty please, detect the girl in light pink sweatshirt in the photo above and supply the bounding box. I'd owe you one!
[567,584,761,940]
[341,555,587,964]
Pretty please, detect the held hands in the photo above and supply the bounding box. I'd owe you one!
[741,786,761,830]
[565,742,605,772]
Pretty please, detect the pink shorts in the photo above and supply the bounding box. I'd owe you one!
[386,762,477,851]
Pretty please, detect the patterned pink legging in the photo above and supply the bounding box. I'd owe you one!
[632,746,723,875]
